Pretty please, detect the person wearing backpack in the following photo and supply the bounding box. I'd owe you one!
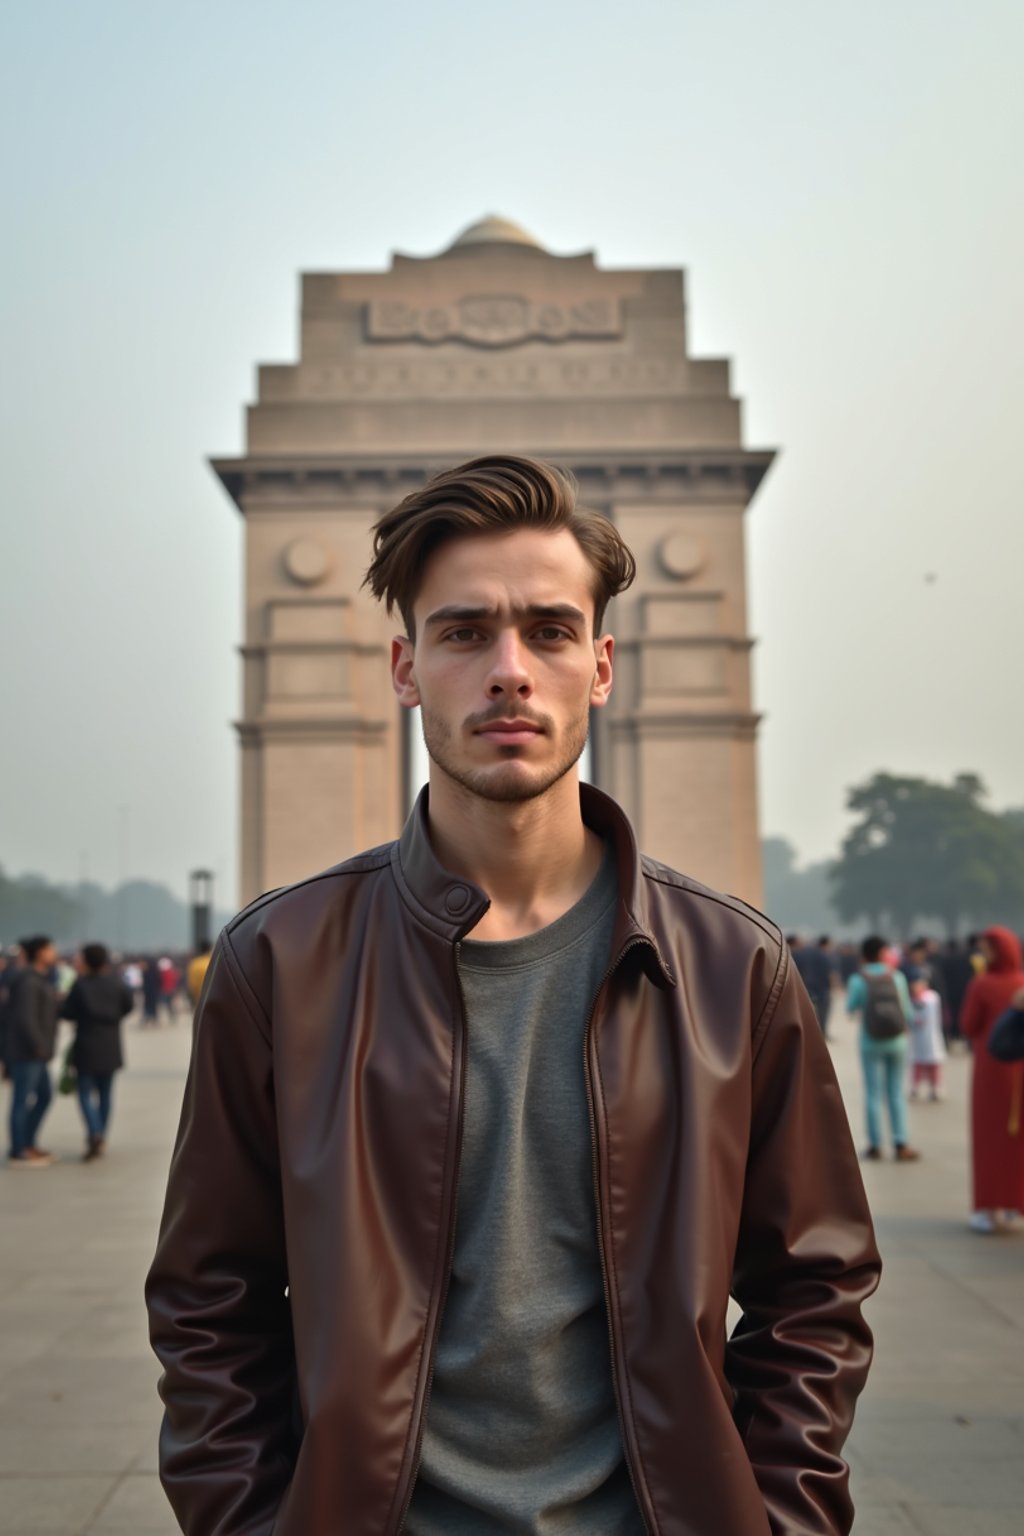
[846,935,921,1162]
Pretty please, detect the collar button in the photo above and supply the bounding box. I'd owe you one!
[445,885,471,916]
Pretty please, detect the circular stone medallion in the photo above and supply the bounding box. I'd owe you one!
[658,532,706,581]
[284,537,333,587]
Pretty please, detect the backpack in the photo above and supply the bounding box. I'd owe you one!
[862,971,907,1040]
[988,1006,1024,1063]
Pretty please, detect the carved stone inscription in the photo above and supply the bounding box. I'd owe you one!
[277,357,686,401]
[367,294,622,348]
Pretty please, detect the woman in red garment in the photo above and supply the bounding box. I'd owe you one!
[960,926,1024,1232]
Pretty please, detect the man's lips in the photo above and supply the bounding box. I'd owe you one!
[474,720,544,744]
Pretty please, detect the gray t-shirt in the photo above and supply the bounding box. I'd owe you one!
[405,844,646,1535]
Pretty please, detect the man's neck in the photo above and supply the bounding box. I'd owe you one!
[426,769,605,942]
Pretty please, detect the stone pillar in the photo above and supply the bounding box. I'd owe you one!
[232,491,403,904]
[599,485,763,905]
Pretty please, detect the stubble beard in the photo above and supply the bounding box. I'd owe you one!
[420,703,591,804]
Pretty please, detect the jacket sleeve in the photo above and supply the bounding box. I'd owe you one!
[726,945,881,1536]
[23,976,50,1057]
[145,933,297,1536]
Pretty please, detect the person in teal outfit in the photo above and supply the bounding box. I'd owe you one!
[846,936,921,1162]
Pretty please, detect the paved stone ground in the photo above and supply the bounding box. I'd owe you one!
[0,1000,1021,1534]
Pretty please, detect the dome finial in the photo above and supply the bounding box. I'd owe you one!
[446,215,546,252]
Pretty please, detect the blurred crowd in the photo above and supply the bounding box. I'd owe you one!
[787,927,1024,1232]
[0,938,213,1166]
[3,924,1022,1239]
[785,932,990,1045]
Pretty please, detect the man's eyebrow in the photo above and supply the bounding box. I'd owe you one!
[524,604,587,624]
[423,605,495,628]
[423,603,587,628]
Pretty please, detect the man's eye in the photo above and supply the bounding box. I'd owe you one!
[446,628,480,642]
[535,627,570,642]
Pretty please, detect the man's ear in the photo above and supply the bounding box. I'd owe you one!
[391,635,420,707]
[589,634,614,709]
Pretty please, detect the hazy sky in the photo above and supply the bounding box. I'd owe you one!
[2,0,1020,911]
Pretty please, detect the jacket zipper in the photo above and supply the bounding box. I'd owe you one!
[584,937,653,1534]
[393,942,469,1534]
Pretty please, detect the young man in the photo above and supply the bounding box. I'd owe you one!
[5,934,60,1166]
[147,456,881,1536]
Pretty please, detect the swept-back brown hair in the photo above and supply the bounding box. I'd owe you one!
[364,454,636,637]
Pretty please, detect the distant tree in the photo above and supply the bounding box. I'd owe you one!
[762,837,798,887]
[829,773,1024,937]
[0,866,233,950]
[0,866,80,942]
[761,837,840,933]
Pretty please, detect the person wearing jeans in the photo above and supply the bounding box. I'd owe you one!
[77,1072,114,1145]
[846,935,921,1163]
[10,1059,53,1162]
[5,935,60,1167]
[61,942,134,1161]
[859,1035,910,1152]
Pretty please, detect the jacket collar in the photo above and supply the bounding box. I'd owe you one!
[392,783,675,986]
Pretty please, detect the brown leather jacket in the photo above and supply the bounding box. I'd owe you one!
[146,787,880,1536]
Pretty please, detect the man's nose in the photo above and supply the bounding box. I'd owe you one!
[486,631,532,697]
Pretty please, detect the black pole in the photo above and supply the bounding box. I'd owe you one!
[189,869,214,952]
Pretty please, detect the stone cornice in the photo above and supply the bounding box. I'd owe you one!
[606,709,762,736]
[210,448,776,513]
[235,717,390,742]
[238,641,385,659]
[616,636,756,653]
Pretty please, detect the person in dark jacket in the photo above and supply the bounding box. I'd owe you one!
[938,938,980,1044]
[61,942,135,1160]
[800,936,837,1037]
[5,934,60,1166]
[140,957,162,1026]
[0,943,27,1068]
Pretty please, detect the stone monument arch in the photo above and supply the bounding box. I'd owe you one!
[212,216,775,907]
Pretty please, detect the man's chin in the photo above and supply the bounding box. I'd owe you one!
[467,764,556,804]
[440,757,576,805]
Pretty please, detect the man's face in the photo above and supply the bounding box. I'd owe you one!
[391,528,614,804]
